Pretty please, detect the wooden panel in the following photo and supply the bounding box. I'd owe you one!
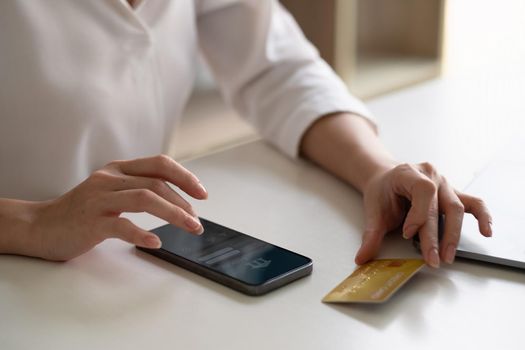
[357,0,443,56]
[280,0,337,65]
[281,0,445,99]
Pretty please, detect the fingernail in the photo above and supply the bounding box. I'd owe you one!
[486,222,493,237]
[193,216,204,235]
[144,235,161,249]
[403,225,418,239]
[427,248,440,268]
[195,225,204,235]
[197,183,208,197]
[444,244,456,264]
[185,216,203,232]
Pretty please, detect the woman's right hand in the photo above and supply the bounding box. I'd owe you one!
[4,155,208,261]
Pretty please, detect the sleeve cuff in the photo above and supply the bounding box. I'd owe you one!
[270,91,377,159]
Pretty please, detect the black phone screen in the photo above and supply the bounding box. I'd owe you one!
[149,218,312,286]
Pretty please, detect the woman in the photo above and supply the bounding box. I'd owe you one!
[0,0,491,266]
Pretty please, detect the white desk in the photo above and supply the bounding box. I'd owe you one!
[2,73,525,349]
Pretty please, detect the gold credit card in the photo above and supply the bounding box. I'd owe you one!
[322,259,425,304]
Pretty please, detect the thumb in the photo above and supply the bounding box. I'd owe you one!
[355,225,387,265]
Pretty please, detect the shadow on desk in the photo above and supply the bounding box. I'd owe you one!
[0,246,179,323]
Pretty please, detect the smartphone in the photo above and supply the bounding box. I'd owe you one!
[137,218,313,296]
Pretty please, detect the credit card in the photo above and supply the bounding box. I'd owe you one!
[322,259,425,304]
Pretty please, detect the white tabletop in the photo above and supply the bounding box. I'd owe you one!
[2,73,525,349]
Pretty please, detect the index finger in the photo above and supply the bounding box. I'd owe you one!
[111,155,208,199]
[392,167,441,267]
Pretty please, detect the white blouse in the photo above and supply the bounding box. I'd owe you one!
[0,0,374,201]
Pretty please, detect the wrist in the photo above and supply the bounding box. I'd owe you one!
[366,158,399,185]
[0,198,43,256]
[348,145,398,191]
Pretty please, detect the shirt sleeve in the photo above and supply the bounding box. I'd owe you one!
[196,0,376,158]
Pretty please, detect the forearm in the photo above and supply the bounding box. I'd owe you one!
[0,198,39,256]
[300,112,397,193]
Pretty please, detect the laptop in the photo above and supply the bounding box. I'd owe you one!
[413,137,525,269]
[456,154,525,269]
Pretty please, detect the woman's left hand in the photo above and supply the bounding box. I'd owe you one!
[355,162,492,267]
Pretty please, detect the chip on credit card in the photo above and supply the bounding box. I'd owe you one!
[322,259,425,304]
